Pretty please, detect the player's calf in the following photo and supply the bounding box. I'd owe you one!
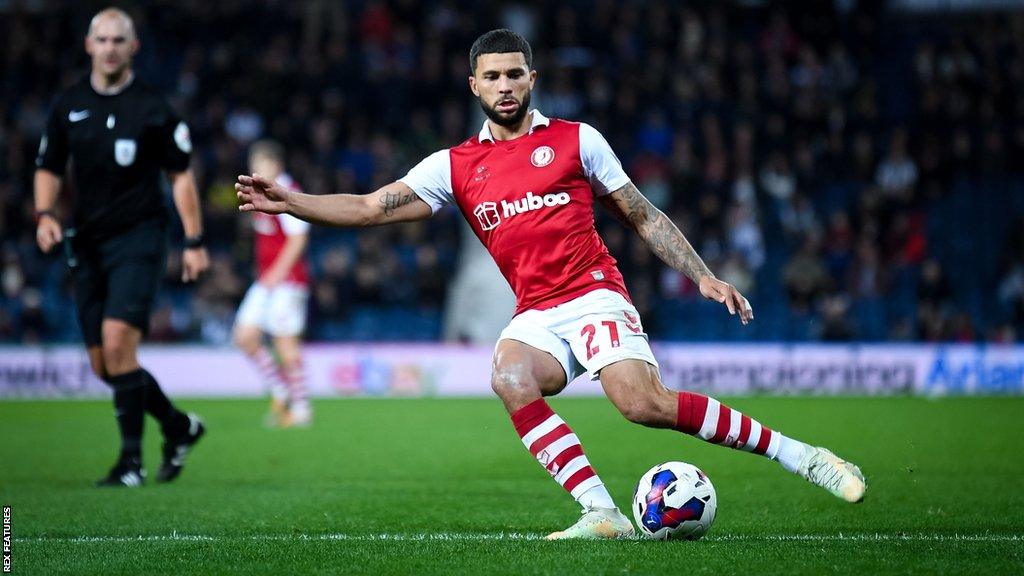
[674,390,808,469]
[675,391,868,500]
[510,398,620,512]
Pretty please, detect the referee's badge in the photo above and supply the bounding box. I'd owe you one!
[114,139,137,166]
[174,122,192,153]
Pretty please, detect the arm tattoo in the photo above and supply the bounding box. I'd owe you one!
[601,183,712,283]
[379,190,419,217]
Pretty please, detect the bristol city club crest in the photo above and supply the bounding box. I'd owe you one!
[114,139,137,166]
[474,201,501,231]
[530,145,554,167]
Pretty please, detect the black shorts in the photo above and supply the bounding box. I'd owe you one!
[68,221,167,347]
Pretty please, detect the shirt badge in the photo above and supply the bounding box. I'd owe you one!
[530,146,554,167]
[114,139,137,166]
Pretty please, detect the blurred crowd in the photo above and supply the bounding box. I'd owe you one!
[1,0,1023,344]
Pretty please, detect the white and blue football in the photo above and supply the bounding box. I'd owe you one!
[632,461,717,540]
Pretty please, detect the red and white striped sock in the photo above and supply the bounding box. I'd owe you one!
[675,391,807,473]
[250,347,289,403]
[282,361,311,418]
[511,398,617,509]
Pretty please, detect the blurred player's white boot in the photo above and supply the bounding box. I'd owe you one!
[798,446,866,503]
[546,507,635,540]
[281,401,312,428]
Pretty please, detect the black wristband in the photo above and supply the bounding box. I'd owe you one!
[184,233,205,249]
[34,209,56,223]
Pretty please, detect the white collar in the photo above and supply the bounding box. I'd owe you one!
[478,109,550,143]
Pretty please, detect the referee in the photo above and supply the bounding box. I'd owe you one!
[34,8,209,487]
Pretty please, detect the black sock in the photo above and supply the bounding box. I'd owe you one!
[106,369,148,463]
[141,369,189,437]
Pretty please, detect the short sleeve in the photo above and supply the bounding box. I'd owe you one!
[397,149,453,214]
[579,122,631,197]
[157,101,192,172]
[278,213,311,236]
[36,96,69,175]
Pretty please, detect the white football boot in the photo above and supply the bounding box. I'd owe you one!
[798,446,866,503]
[546,507,636,540]
[281,402,312,428]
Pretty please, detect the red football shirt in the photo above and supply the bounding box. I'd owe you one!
[399,110,632,315]
[252,173,311,286]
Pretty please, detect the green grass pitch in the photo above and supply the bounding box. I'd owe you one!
[2,396,1023,575]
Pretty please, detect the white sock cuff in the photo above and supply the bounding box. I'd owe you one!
[775,434,809,474]
[576,482,616,510]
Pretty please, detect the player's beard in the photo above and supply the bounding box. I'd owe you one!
[479,91,531,128]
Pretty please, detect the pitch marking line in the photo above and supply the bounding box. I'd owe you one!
[14,533,1024,544]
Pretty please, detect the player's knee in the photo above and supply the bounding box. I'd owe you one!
[101,329,136,372]
[233,329,261,355]
[490,363,540,403]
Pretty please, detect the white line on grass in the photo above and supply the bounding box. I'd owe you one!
[14,532,1024,544]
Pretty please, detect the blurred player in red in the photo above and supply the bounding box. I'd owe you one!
[237,29,865,538]
[233,140,312,427]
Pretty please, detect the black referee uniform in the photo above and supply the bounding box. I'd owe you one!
[37,75,204,485]
[37,75,188,341]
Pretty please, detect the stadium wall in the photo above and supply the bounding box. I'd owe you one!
[1,344,1022,399]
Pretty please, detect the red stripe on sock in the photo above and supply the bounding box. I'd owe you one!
[675,392,709,435]
[511,398,554,438]
[548,444,584,473]
[528,423,573,455]
[754,426,774,455]
[709,405,733,444]
[562,466,596,493]
[736,415,752,447]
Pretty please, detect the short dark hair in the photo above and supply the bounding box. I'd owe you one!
[469,29,532,74]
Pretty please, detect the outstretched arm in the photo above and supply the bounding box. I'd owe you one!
[598,182,754,324]
[236,174,432,227]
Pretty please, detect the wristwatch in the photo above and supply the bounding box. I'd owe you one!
[184,233,205,249]
[34,209,57,223]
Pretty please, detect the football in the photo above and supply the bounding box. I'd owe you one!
[632,461,717,540]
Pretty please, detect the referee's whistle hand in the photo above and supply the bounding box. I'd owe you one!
[182,247,209,283]
[36,218,63,253]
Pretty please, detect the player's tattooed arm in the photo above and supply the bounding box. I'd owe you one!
[598,182,712,283]
[379,189,421,218]
[599,182,754,324]
[237,176,431,227]
[367,182,433,225]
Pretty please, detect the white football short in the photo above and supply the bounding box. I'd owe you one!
[497,289,658,382]
[235,282,309,337]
